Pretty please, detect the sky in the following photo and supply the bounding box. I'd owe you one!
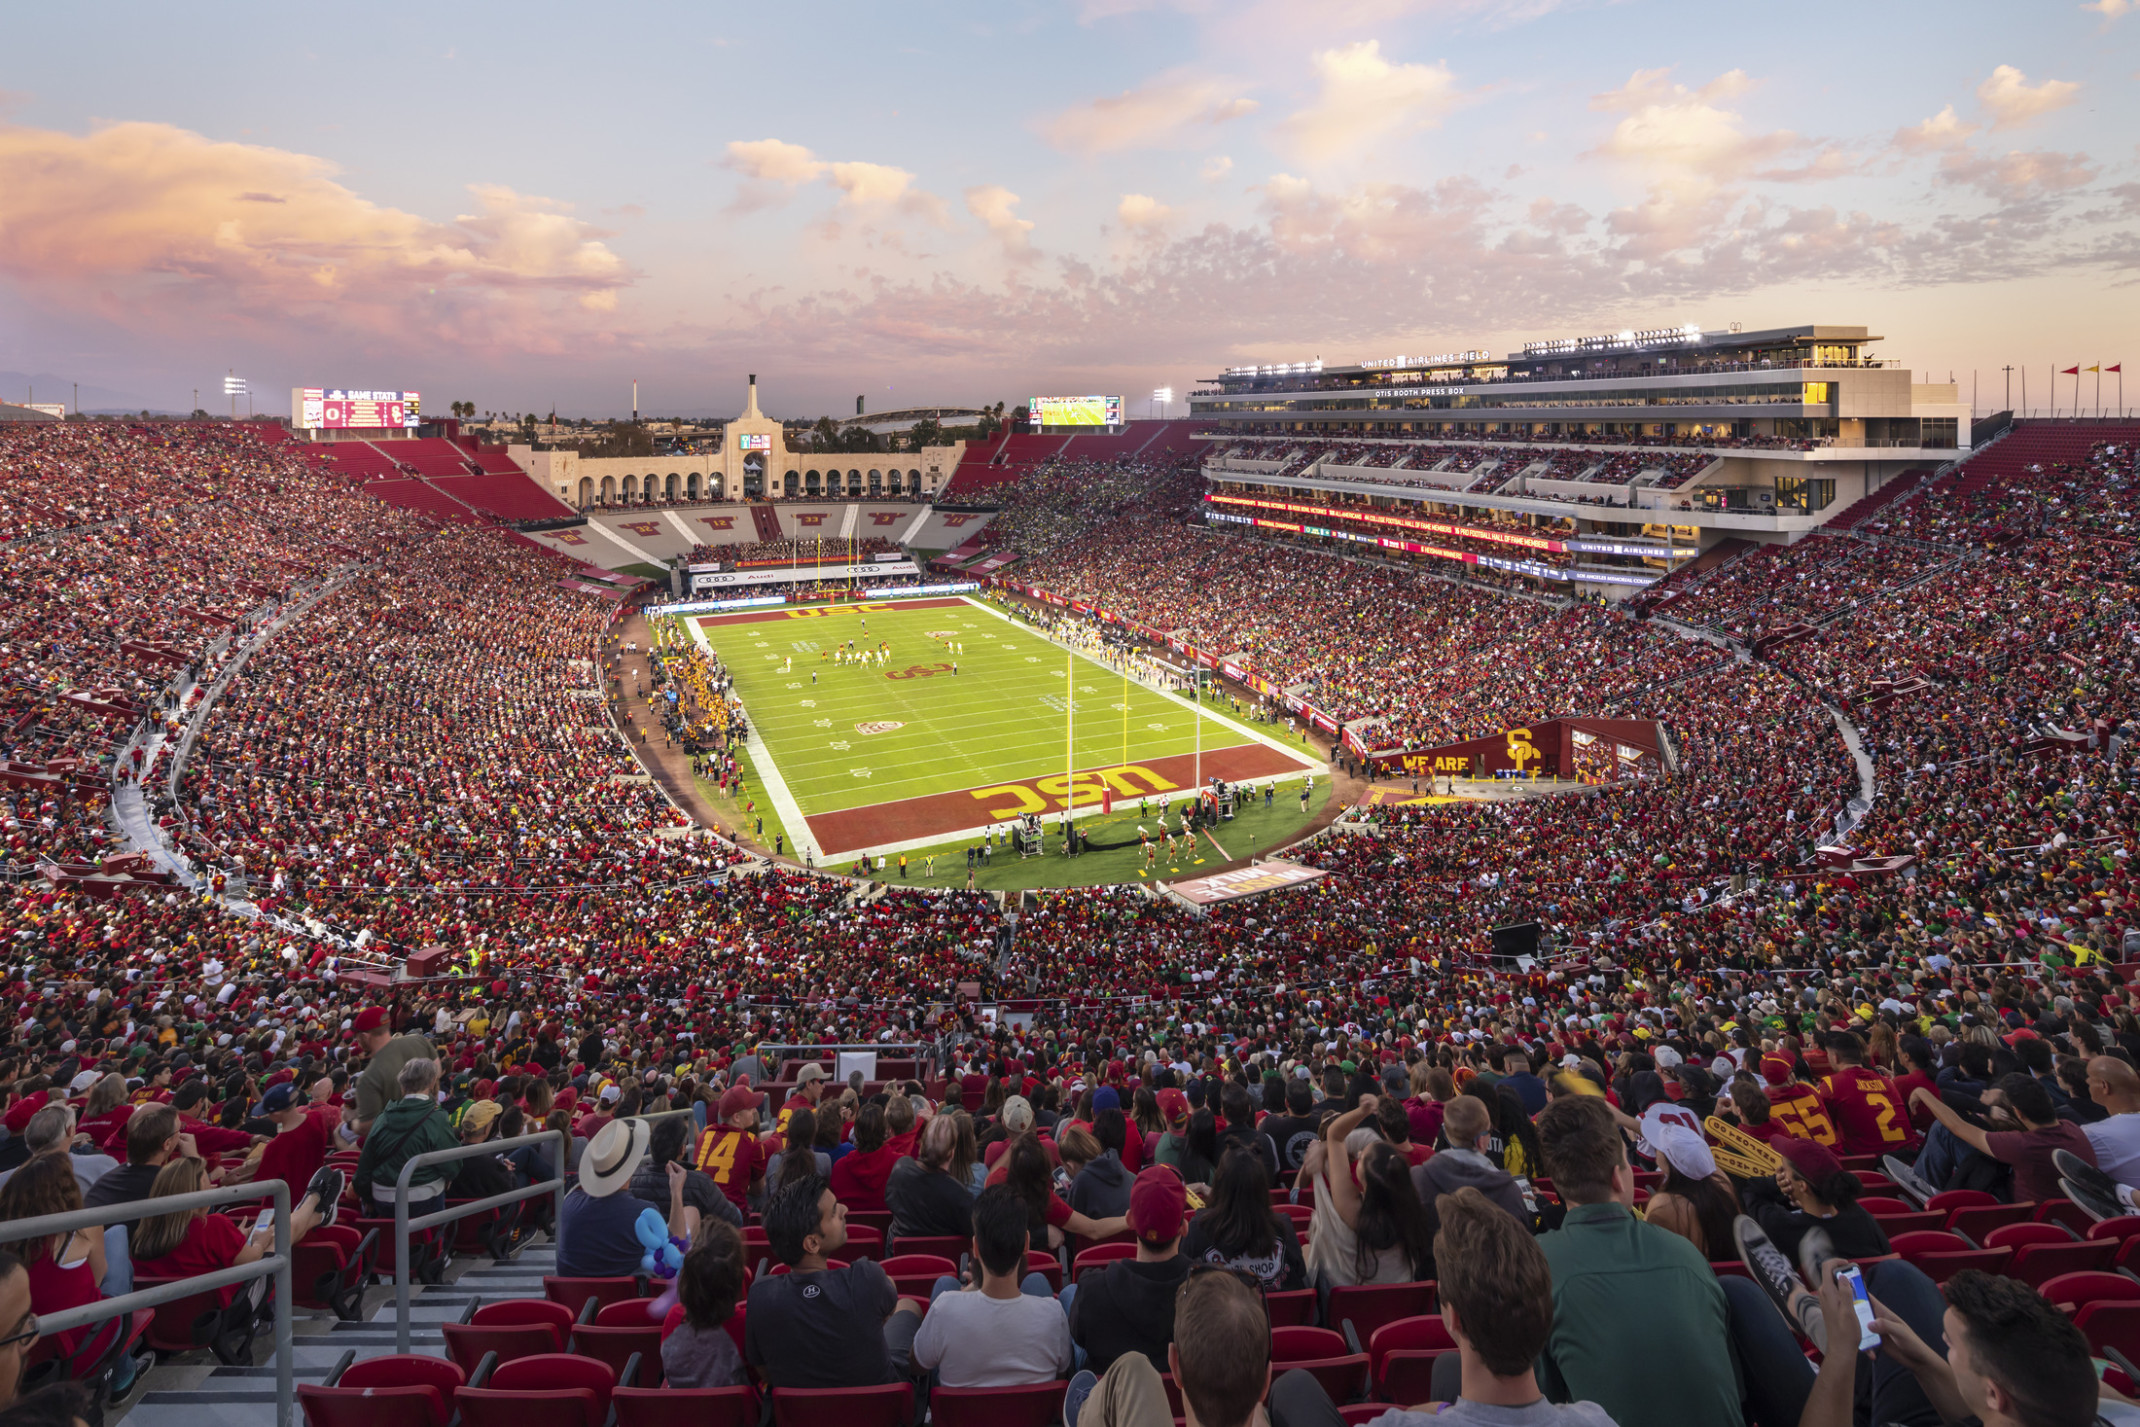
[1,0,2136,420]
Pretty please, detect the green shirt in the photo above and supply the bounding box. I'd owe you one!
[1536,1202,1742,1427]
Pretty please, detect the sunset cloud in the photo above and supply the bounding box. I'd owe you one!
[1041,69,1258,154]
[1273,42,1460,165]
[0,118,626,349]
[1976,65,2080,130]
[966,184,1038,261]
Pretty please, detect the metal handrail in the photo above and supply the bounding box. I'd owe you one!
[0,1178,295,1427]
[389,1128,566,1352]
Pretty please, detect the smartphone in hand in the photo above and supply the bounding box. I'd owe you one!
[1835,1264,1880,1351]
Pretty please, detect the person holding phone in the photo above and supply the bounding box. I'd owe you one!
[128,1155,337,1309]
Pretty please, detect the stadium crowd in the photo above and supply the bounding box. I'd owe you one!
[0,421,2135,1425]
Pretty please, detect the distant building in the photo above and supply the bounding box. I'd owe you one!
[515,376,965,508]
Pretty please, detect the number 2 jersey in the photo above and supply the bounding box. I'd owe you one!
[1819,1065,1917,1156]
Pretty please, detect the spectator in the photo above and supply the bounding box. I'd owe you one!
[1412,1094,1527,1225]
[1499,1051,1549,1117]
[745,1173,921,1386]
[1796,1266,2068,1427]
[1157,1108,1219,1188]
[691,1083,767,1213]
[1260,1078,1324,1174]
[128,1155,335,1308]
[353,1058,461,1215]
[446,1101,514,1202]
[557,1118,695,1279]
[2081,1057,2140,1192]
[1000,1135,1127,1252]
[829,1102,898,1212]
[1181,1144,1305,1291]
[227,1084,332,1199]
[349,1008,436,1136]
[1635,1109,1741,1259]
[1069,1166,1192,1374]
[84,1106,189,1210]
[1214,1084,1278,1179]
[1532,1096,1740,1427]
[630,1116,742,1230]
[662,1220,748,1389]
[913,1186,1075,1387]
[0,1108,116,1198]
[1740,1136,1890,1262]
[1070,1112,1138,1223]
[1304,1098,1435,1286]
[764,1108,830,1195]
[0,1156,146,1397]
[1907,1073,2095,1203]
[885,1113,975,1240]
[1069,1262,1268,1427]
[0,1251,32,1407]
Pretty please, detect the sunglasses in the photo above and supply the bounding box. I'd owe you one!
[0,1315,37,1352]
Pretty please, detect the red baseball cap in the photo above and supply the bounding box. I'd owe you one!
[1773,1135,1844,1185]
[1759,1054,1794,1085]
[352,1008,389,1036]
[717,1085,760,1120]
[1127,1167,1187,1246]
[1156,1088,1190,1126]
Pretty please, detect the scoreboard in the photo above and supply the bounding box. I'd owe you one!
[1031,395,1123,428]
[293,388,422,430]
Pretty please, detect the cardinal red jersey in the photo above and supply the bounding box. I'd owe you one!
[1819,1066,1915,1156]
[1763,1082,1840,1147]
[690,1125,765,1210]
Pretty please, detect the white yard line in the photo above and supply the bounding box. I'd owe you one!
[960,596,1327,772]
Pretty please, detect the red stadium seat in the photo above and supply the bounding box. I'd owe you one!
[543,1276,644,1311]
[300,1355,464,1427]
[1367,1316,1458,1403]
[1025,1250,1065,1293]
[614,1386,759,1427]
[769,1383,914,1427]
[1946,1202,2036,1240]
[1072,1243,1139,1282]
[2006,1239,2118,1289]
[876,1254,956,1297]
[1328,1283,1439,1352]
[930,1382,1070,1427]
[890,1235,968,1262]
[1266,1290,1318,1326]
[456,1353,618,1427]
[1888,1231,2014,1284]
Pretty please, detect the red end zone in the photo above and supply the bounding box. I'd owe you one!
[804,742,1312,855]
[695,598,968,629]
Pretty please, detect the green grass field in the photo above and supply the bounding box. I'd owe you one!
[686,594,1319,859]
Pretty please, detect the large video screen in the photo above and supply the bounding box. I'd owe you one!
[293,388,421,430]
[1031,394,1122,427]
[738,433,773,451]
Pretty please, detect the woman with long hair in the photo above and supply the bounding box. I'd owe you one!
[1639,1121,1743,1259]
[0,1156,126,1377]
[1491,1086,1544,1181]
[999,1134,1127,1251]
[765,1108,828,1193]
[1742,1137,1890,1261]
[1131,1087,1164,1141]
[1182,1144,1305,1289]
[130,1157,329,1307]
[1305,1099,1435,1286]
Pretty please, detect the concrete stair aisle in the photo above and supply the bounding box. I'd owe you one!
[115,1241,560,1427]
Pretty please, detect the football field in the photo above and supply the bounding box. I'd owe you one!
[688,595,1322,860]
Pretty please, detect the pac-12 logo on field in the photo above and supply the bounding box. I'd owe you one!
[855,721,905,735]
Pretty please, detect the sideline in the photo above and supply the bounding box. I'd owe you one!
[685,611,819,862]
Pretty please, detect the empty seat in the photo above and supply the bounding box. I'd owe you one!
[456,1353,619,1427]
[930,1381,1070,1427]
[1329,1283,1439,1351]
[299,1354,464,1427]
[768,1383,914,1427]
[1367,1316,1458,1404]
[613,1386,759,1427]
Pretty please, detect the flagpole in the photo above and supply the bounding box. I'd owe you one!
[1066,647,1074,823]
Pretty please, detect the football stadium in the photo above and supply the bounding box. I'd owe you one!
[2,12,2139,1427]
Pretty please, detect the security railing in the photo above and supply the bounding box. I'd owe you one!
[388,1128,567,1352]
[0,1178,295,1427]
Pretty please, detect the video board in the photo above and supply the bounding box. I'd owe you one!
[292,388,421,430]
[1031,395,1123,427]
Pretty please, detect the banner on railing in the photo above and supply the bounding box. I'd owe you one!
[860,581,980,598]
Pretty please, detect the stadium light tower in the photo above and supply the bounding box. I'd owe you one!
[1153,386,1173,420]
[223,372,248,422]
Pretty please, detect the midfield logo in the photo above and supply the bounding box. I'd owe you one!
[856,721,905,735]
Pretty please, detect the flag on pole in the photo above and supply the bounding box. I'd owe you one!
[2087,365,2101,373]
[2111,365,2125,373]
[2062,366,2081,375]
